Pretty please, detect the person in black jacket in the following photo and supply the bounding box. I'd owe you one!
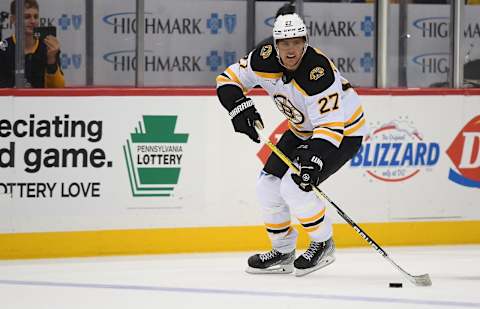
[0,0,64,88]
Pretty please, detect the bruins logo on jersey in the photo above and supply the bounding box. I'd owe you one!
[309,66,325,81]
[260,45,273,59]
[273,94,304,125]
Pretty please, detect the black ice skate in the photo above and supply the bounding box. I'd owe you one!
[245,249,295,274]
[294,238,335,277]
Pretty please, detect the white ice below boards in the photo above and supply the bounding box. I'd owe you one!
[0,245,479,309]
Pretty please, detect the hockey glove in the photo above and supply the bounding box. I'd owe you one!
[229,97,264,143]
[291,144,323,192]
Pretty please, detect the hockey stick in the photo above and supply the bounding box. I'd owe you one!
[255,125,432,287]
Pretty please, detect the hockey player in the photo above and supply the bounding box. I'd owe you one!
[216,13,366,277]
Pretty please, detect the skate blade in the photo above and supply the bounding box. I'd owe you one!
[295,256,335,277]
[245,264,294,275]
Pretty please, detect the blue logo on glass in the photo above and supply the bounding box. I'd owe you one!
[72,54,82,69]
[224,51,236,67]
[265,16,275,28]
[72,15,82,30]
[207,51,222,71]
[361,16,374,37]
[224,14,237,34]
[412,17,449,30]
[102,12,152,25]
[58,14,71,31]
[360,52,374,73]
[58,14,82,31]
[60,54,82,69]
[207,13,222,34]
[412,52,449,65]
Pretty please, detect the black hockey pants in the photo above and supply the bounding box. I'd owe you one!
[263,129,363,184]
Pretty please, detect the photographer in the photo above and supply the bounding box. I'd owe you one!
[0,0,64,88]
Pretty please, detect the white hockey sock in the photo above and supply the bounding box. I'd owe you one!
[280,170,333,242]
[256,172,297,253]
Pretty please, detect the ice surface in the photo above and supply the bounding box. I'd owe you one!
[0,245,479,309]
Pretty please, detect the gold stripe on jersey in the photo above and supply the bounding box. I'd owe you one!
[288,122,313,138]
[216,73,246,92]
[345,118,366,136]
[215,75,231,84]
[320,121,345,131]
[345,106,366,136]
[346,106,364,126]
[313,127,343,147]
[298,209,326,233]
[292,79,309,97]
[254,71,283,79]
[225,67,247,93]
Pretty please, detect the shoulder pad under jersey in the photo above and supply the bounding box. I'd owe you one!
[250,44,283,74]
[292,47,336,96]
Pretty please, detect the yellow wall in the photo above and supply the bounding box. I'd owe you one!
[1,220,479,259]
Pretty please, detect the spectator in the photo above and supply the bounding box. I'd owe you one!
[0,0,64,88]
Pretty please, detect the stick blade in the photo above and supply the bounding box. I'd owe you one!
[407,273,432,287]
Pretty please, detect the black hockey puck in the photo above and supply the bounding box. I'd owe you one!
[389,282,403,288]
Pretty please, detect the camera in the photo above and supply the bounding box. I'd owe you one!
[33,26,56,41]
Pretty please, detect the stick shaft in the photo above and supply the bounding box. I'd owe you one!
[257,130,423,282]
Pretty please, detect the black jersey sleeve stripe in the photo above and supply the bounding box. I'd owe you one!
[345,113,364,128]
[318,127,344,135]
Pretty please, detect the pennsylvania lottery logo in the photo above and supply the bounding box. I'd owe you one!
[351,119,440,182]
[123,116,189,197]
[446,115,480,188]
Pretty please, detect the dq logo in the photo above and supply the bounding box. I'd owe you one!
[446,115,480,188]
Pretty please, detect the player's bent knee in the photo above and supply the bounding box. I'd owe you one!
[256,172,284,208]
[279,172,312,206]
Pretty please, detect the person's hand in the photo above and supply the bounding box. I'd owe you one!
[229,97,264,143]
[291,144,323,192]
[43,35,61,65]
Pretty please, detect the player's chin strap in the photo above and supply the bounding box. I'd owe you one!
[254,121,432,287]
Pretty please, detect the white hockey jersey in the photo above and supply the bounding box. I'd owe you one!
[216,45,366,148]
